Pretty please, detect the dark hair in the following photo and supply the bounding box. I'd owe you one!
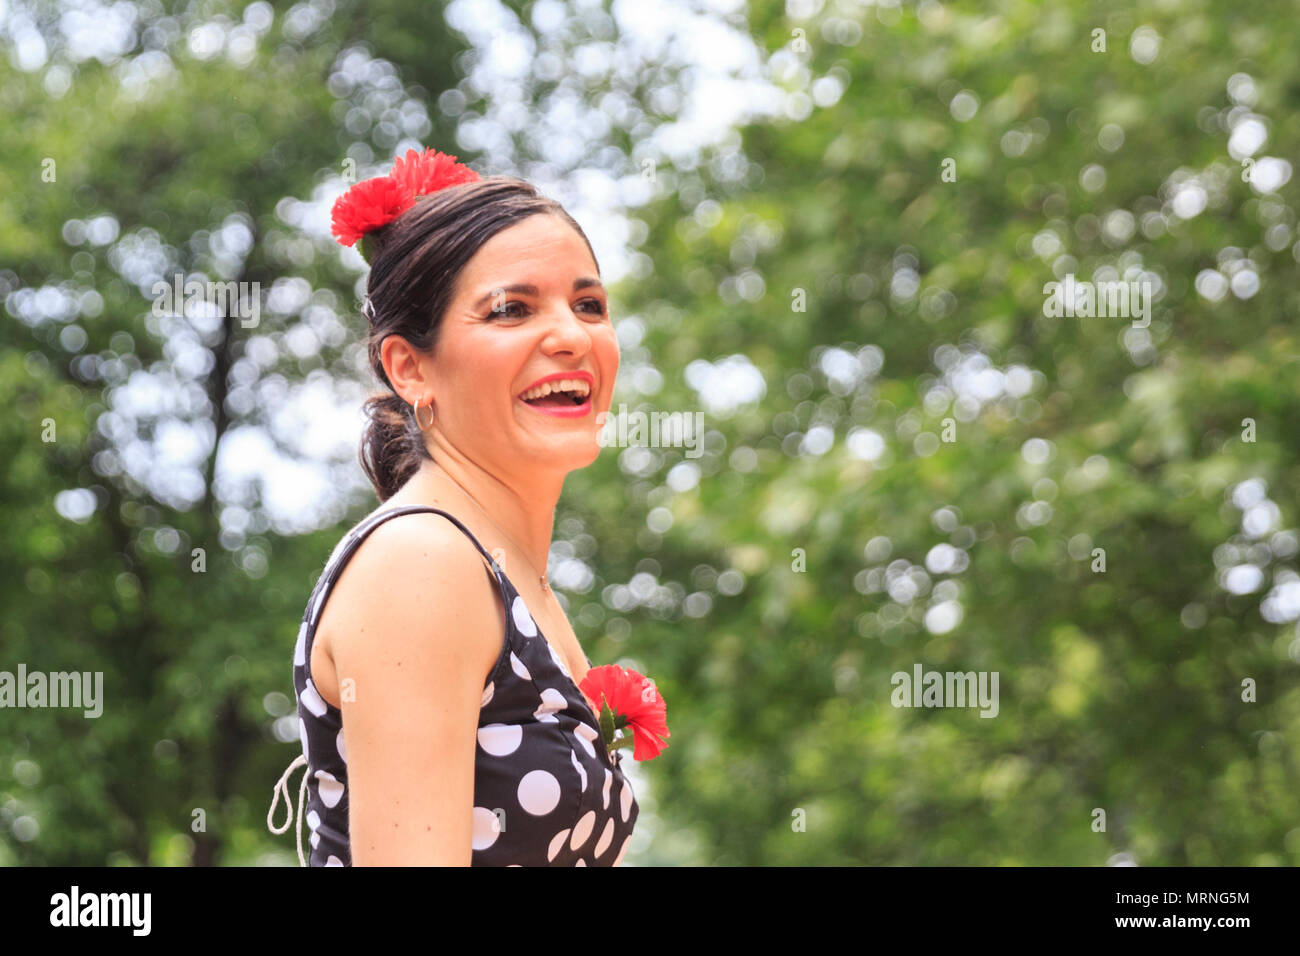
[358,176,599,502]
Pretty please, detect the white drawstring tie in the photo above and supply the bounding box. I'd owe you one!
[267,754,309,867]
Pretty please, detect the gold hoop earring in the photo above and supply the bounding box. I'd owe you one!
[412,396,435,431]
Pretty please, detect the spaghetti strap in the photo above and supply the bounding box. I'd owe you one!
[377,505,511,602]
[301,505,512,635]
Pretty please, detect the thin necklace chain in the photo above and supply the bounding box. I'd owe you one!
[438,473,551,593]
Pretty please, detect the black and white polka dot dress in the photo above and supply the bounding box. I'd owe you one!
[288,505,639,866]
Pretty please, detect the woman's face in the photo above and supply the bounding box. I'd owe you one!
[424,213,620,477]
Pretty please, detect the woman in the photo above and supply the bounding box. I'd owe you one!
[268,149,638,865]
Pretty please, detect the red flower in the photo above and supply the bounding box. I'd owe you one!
[390,147,480,199]
[329,175,415,247]
[329,148,480,251]
[579,664,670,761]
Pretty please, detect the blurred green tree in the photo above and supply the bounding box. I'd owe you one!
[586,0,1300,864]
[1,0,473,865]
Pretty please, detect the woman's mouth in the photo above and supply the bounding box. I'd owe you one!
[517,379,593,418]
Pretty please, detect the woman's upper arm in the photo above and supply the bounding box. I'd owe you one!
[327,514,504,866]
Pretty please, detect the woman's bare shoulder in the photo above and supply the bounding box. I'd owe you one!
[319,507,504,663]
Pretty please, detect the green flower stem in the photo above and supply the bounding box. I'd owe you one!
[597,698,633,752]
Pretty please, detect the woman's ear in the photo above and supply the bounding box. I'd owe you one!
[380,335,433,405]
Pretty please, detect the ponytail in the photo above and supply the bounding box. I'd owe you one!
[359,391,431,502]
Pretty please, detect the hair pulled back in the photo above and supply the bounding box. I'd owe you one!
[358,176,598,501]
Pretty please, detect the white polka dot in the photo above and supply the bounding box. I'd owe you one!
[306,810,321,831]
[548,643,571,677]
[574,723,597,759]
[547,828,570,862]
[325,854,343,866]
[478,723,522,756]
[533,687,566,723]
[601,769,612,810]
[315,770,344,808]
[620,778,634,822]
[336,729,346,762]
[511,596,538,636]
[301,678,327,717]
[293,621,307,666]
[472,807,502,850]
[481,681,494,707]
[310,830,320,849]
[594,818,615,858]
[510,652,531,680]
[569,810,596,850]
[311,582,332,629]
[517,769,561,815]
[570,750,587,792]
[575,858,587,866]
[613,834,631,866]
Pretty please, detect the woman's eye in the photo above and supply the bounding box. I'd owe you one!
[491,301,527,319]
[488,299,605,320]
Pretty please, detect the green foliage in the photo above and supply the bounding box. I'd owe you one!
[566,0,1300,864]
[1,0,468,866]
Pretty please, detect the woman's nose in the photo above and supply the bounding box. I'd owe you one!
[539,304,594,353]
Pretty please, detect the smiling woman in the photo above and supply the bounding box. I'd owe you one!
[266,149,639,867]
[353,167,610,499]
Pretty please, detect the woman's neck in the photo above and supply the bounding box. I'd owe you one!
[403,459,558,580]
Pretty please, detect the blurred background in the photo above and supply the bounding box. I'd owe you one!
[2,0,1298,865]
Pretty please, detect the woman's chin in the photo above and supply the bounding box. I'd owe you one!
[514,434,604,472]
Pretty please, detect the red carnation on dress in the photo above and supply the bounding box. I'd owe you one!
[579,664,670,761]
[329,175,416,247]
[390,147,480,199]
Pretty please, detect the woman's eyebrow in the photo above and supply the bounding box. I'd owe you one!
[471,277,604,311]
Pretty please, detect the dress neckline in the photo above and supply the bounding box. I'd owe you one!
[492,568,617,767]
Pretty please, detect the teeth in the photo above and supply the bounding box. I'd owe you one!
[520,378,591,402]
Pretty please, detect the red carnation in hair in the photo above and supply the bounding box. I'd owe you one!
[579,664,670,761]
[329,148,479,252]
[330,175,416,247]
[390,147,480,199]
